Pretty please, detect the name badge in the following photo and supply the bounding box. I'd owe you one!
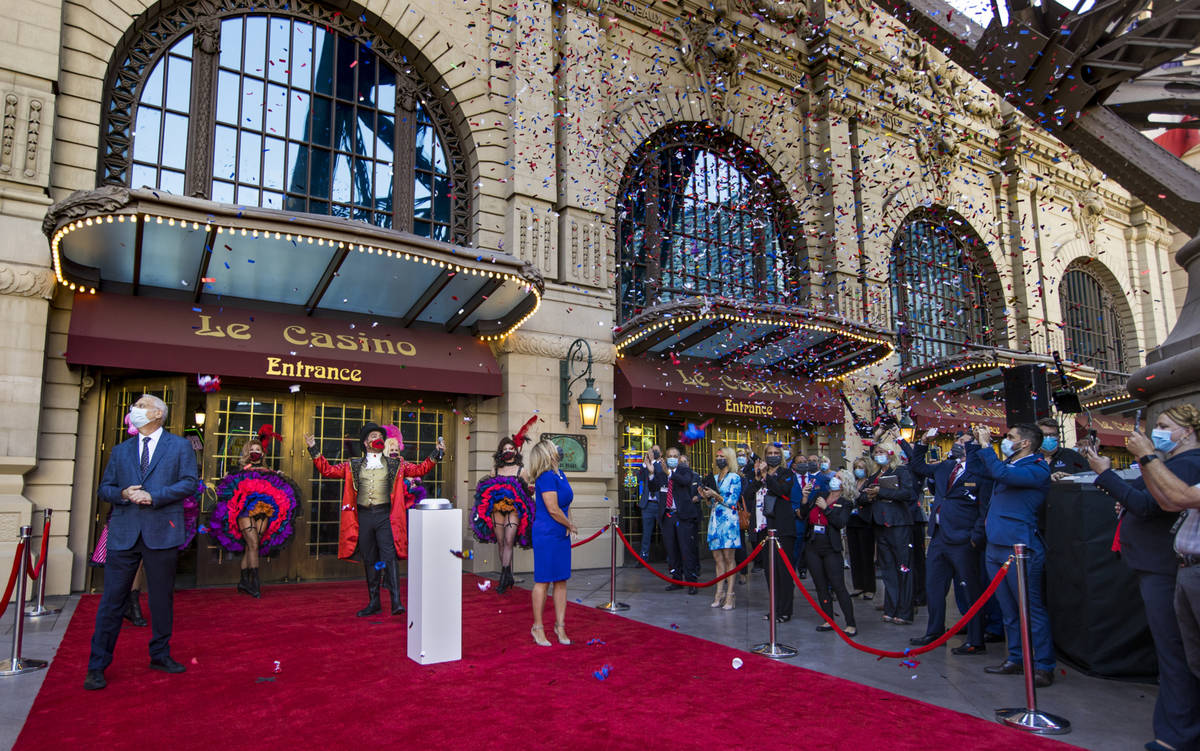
[812,524,827,535]
[964,482,976,487]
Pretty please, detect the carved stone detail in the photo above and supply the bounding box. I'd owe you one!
[0,264,56,299]
[515,205,558,278]
[41,186,134,238]
[499,331,617,364]
[80,372,97,400]
[735,0,808,24]
[560,214,606,289]
[1,93,16,174]
[673,11,748,117]
[24,100,42,179]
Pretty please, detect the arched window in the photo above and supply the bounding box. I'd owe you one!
[102,1,468,243]
[616,123,805,322]
[1061,265,1128,374]
[890,208,998,370]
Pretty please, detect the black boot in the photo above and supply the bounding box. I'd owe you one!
[357,566,382,617]
[248,567,261,599]
[497,565,513,594]
[384,560,404,615]
[237,569,253,596]
[123,589,147,627]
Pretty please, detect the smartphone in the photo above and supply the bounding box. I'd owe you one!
[1134,409,1142,433]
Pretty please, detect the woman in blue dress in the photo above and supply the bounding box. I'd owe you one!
[698,446,743,610]
[528,438,577,646]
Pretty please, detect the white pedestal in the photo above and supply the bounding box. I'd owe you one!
[407,502,462,665]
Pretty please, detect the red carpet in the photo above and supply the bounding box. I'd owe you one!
[16,576,1070,751]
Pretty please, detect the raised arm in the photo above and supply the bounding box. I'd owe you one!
[305,434,347,479]
[967,444,1050,488]
[1140,455,1200,511]
[906,440,937,479]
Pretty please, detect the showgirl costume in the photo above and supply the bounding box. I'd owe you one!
[472,475,534,549]
[208,467,301,556]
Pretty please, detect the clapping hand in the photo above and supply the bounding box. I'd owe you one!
[303,433,316,449]
[972,426,992,446]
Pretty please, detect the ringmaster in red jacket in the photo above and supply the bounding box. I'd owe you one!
[303,422,443,617]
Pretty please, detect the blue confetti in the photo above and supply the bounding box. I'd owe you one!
[374,561,386,570]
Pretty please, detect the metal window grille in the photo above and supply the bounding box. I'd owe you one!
[891,218,994,370]
[1061,268,1127,374]
[307,401,373,557]
[616,124,805,322]
[387,405,446,499]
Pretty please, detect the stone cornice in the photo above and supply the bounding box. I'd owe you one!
[497,331,618,365]
[0,263,55,300]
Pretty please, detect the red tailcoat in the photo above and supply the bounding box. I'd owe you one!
[311,453,436,560]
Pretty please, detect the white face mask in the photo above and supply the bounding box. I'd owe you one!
[128,406,152,428]
[829,477,843,491]
[873,454,888,466]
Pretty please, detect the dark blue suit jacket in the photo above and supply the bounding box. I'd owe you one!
[637,459,667,510]
[967,445,1049,547]
[909,443,991,547]
[656,465,701,522]
[1094,447,1200,575]
[98,430,199,550]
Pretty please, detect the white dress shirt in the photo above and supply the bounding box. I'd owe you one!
[139,426,164,466]
[364,452,384,469]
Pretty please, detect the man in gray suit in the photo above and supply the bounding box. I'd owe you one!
[85,394,198,690]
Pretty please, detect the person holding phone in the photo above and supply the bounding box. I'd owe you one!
[968,423,1056,687]
[636,445,665,560]
[846,457,876,600]
[862,441,917,625]
[1084,405,1200,750]
[759,443,797,622]
[698,447,743,609]
[304,424,443,617]
[803,469,858,636]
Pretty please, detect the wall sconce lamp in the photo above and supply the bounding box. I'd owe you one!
[194,410,206,427]
[560,338,602,430]
[898,413,917,444]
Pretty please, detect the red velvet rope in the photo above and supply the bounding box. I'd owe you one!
[615,526,766,588]
[571,524,610,548]
[776,544,1013,659]
[26,516,51,581]
[0,541,28,621]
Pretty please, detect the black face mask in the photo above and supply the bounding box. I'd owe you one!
[714,457,728,469]
[651,448,661,459]
[765,455,782,467]
[248,450,263,463]
[950,443,966,459]
[806,461,819,474]
[500,449,517,463]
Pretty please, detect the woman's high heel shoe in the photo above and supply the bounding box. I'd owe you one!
[554,622,571,645]
[722,591,735,610]
[531,625,551,647]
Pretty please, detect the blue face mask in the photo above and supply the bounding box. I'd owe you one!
[1041,436,1058,452]
[853,468,866,479]
[666,457,679,469]
[1001,438,1016,458]
[736,456,747,468]
[782,449,791,462]
[820,461,830,471]
[1152,428,1178,454]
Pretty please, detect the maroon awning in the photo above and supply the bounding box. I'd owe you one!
[908,393,1009,431]
[1077,414,1136,448]
[65,293,501,395]
[615,356,843,422]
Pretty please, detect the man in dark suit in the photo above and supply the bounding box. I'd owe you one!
[85,394,198,691]
[967,423,1056,688]
[659,446,700,594]
[636,444,665,559]
[907,429,992,654]
[1036,417,1090,479]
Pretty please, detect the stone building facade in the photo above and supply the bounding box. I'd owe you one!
[0,0,1179,595]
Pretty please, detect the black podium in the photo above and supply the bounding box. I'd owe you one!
[1044,482,1157,679]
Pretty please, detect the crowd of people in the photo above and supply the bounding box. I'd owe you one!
[79,393,1200,751]
[628,407,1200,751]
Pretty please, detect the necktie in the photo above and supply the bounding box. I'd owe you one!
[665,472,676,513]
[1112,511,1124,553]
[948,461,963,491]
[140,436,151,475]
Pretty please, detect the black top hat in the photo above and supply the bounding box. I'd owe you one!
[359,422,384,445]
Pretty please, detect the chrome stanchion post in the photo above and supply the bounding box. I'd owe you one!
[25,509,60,618]
[596,515,629,612]
[995,543,1069,734]
[1,526,48,676]
[751,529,797,659]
